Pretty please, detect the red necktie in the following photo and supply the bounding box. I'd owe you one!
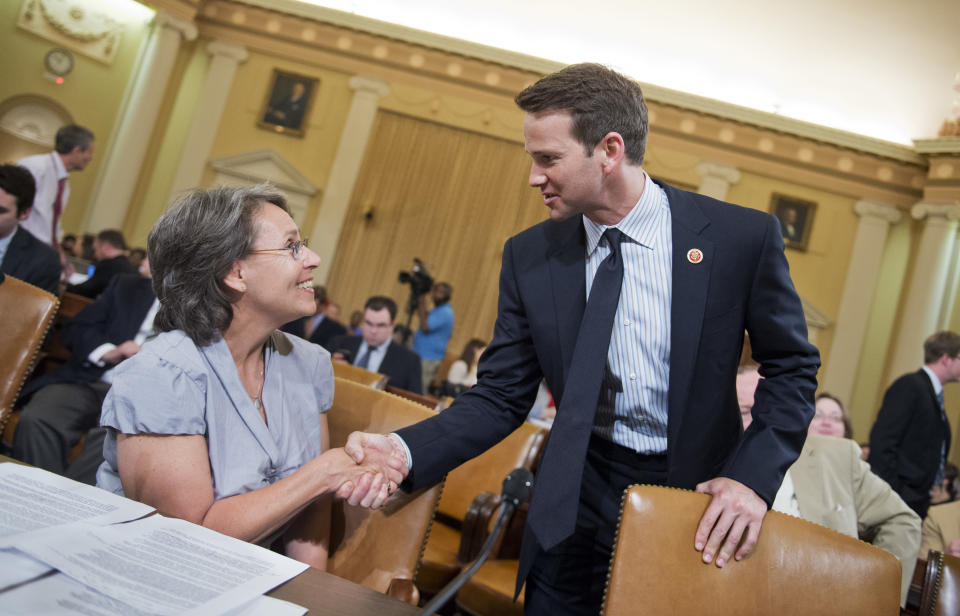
[51,177,66,245]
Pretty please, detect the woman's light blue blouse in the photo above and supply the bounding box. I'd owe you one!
[97,329,334,501]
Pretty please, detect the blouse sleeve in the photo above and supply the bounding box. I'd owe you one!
[100,350,207,436]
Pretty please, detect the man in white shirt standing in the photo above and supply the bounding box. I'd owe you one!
[17,124,95,248]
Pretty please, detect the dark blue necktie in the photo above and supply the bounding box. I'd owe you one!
[356,345,375,370]
[528,228,625,551]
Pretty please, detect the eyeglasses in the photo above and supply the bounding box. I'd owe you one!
[813,412,844,423]
[249,238,310,260]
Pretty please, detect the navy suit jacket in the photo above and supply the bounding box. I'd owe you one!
[395,180,819,554]
[1,227,61,295]
[283,315,347,352]
[20,273,156,401]
[868,369,950,509]
[330,335,423,394]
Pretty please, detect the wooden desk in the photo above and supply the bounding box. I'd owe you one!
[0,457,419,615]
[270,567,420,615]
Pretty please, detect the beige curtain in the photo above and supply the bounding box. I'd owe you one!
[325,111,547,357]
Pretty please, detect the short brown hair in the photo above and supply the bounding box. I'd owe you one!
[515,63,649,165]
[924,331,960,364]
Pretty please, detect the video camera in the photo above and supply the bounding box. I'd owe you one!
[398,257,434,301]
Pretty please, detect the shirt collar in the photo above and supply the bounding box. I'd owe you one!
[51,152,68,180]
[582,171,667,256]
[0,226,16,252]
[923,365,944,395]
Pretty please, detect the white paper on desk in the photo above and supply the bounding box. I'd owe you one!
[0,462,154,544]
[12,514,308,615]
[0,547,54,590]
[1,573,307,616]
[1,572,160,615]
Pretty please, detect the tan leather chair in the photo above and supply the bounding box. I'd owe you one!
[0,275,59,436]
[332,360,388,389]
[602,484,902,615]
[385,385,453,411]
[325,377,442,604]
[416,421,547,597]
[455,559,524,616]
[918,550,960,616]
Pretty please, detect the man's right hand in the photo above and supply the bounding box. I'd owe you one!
[344,432,408,494]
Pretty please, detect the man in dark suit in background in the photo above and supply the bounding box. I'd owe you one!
[12,267,157,480]
[330,296,422,393]
[869,330,960,518]
[282,284,346,350]
[66,229,136,298]
[0,164,61,294]
[346,63,819,614]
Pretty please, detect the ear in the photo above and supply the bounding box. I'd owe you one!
[17,206,32,222]
[222,260,247,294]
[597,131,626,174]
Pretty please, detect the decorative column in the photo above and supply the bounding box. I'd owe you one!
[83,11,197,233]
[310,76,390,282]
[168,41,248,197]
[887,202,960,379]
[695,162,741,201]
[938,228,960,330]
[821,201,902,403]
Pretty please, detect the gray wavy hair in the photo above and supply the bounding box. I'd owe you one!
[148,184,289,345]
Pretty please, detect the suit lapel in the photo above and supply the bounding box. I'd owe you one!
[546,216,587,392]
[660,182,713,446]
[789,444,823,520]
[920,370,952,457]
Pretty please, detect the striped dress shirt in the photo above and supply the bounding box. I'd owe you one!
[582,172,672,454]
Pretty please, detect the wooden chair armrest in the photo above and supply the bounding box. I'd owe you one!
[458,492,530,563]
[385,577,419,605]
[459,491,499,563]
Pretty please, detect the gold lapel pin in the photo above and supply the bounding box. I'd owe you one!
[687,248,704,264]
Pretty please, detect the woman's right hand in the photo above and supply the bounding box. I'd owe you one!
[319,447,404,509]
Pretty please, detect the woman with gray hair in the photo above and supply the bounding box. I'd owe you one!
[96,185,401,570]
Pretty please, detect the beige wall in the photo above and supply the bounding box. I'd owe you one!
[0,1,152,235]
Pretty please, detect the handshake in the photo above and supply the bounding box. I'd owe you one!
[329,432,410,509]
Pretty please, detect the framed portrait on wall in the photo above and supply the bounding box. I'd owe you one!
[769,193,816,251]
[258,69,318,137]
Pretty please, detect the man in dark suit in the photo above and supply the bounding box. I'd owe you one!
[12,270,157,478]
[330,296,422,393]
[66,229,136,298]
[0,164,61,294]
[345,63,819,614]
[282,284,347,350]
[869,330,960,518]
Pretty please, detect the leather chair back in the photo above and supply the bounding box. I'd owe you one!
[437,421,546,521]
[385,385,451,411]
[0,276,58,433]
[603,485,902,616]
[325,377,442,604]
[332,361,388,389]
[919,550,960,616]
